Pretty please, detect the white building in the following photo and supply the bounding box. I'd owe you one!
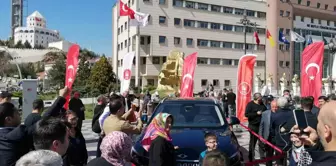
[112,0,267,92]
[48,40,74,52]
[14,11,61,48]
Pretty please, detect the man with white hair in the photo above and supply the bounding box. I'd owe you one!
[270,97,292,165]
[15,150,63,166]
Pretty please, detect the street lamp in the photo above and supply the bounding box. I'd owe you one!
[0,46,23,81]
[237,9,260,54]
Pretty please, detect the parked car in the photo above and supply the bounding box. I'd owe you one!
[131,98,243,166]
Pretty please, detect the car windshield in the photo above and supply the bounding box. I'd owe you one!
[152,103,225,127]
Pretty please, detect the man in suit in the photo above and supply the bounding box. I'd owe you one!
[259,100,278,166]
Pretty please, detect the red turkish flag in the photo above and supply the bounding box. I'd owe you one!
[237,54,257,122]
[64,44,80,109]
[180,52,198,98]
[301,42,324,106]
[254,31,260,45]
[119,1,135,19]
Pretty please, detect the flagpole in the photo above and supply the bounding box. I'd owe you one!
[264,26,267,81]
[134,0,140,88]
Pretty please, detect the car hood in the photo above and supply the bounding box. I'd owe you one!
[133,128,239,161]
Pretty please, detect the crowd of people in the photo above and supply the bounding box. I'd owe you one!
[245,90,336,166]
[0,87,230,166]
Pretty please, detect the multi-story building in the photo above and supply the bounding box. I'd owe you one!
[11,0,23,38]
[14,11,61,48]
[112,0,268,92]
[267,0,336,89]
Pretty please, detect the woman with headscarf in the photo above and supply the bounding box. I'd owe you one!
[87,131,133,166]
[141,113,176,166]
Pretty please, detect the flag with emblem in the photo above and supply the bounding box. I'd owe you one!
[119,0,135,19]
[236,54,257,122]
[64,44,80,109]
[130,11,150,27]
[301,42,324,106]
[290,30,305,43]
[120,52,135,94]
[279,31,290,44]
[180,52,198,98]
[266,30,276,47]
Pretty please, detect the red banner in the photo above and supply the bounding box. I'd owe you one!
[236,54,257,122]
[64,44,80,109]
[301,42,324,106]
[180,52,198,98]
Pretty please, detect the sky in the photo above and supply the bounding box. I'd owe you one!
[0,0,117,56]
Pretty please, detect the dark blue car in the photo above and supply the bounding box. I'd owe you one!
[131,98,243,166]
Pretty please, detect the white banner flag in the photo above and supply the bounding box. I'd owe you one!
[130,11,149,27]
[120,52,135,94]
[290,30,305,43]
[332,52,336,80]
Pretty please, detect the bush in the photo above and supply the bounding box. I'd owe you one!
[142,85,156,93]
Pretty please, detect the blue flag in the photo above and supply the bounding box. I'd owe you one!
[307,36,313,45]
[279,31,290,44]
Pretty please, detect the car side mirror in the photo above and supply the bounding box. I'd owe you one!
[229,116,240,125]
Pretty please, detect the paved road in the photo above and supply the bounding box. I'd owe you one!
[82,121,265,164]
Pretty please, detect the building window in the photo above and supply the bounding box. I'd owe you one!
[285,11,290,17]
[285,61,290,67]
[256,61,265,67]
[210,41,220,47]
[159,0,165,5]
[301,16,304,22]
[211,5,221,12]
[152,57,160,64]
[186,38,193,46]
[311,18,314,23]
[246,10,255,17]
[222,59,232,65]
[257,12,266,18]
[286,29,290,35]
[327,20,330,26]
[147,79,155,86]
[298,0,302,4]
[184,19,195,27]
[125,40,128,47]
[185,1,195,8]
[334,6,336,11]
[141,57,146,64]
[246,44,254,50]
[198,21,208,28]
[280,10,284,16]
[213,80,219,86]
[210,58,221,65]
[319,19,321,24]
[234,43,244,49]
[121,42,123,49]
[279,61,284,67]
[121,25,123,32]
[211,23,220,30]
[159,36,166,43]
[235,26,244,32]
[140,36,145,45]
[257,28,266,34]
[223,24,233,31]
[162,57,167,63]
[174,18,181,25]
[118,28,120,34]
[224,80,231,87]
[325,4,328,10]
[279,44,284,50]
[317,3,320,8]
[125,22,127,30]
[245,27,254,33]
[174,37,181,45]
[285,44,290,51]
[197,39,208,46]
[223,7,233,14]
[197,58,208,64]
[173,0,183,7]
[201,79,207,86]
[223,42,232,48]
[198,3,208,10]
[307,1,310,6]
[257,45,265,50]
[235,8,244,15]
[159,16,166,24]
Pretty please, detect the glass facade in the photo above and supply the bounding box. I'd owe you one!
[293,28,336,78]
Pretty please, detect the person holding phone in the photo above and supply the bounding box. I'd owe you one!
[244,93,267,162]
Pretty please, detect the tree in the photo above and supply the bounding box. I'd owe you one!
[14,40,24,48]
[19,63,37,79]
[43,51,66,63]
[73,56,91,94]
[47,57,66,88]
[0,50,13,76]
[23,41,32,49]
[34,45,45,49]
[88,56,117,94]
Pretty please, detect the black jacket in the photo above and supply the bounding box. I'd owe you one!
[244,101,267,126]
[270,107,292,148]
[87,157,113,166]
[0,96,66,166]
[64,129,88,166]
[149,136,175,166]
[309,151,336,166]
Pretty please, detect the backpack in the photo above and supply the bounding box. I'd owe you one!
[91,106,104,134]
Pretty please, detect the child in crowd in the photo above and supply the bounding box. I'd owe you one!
[199,132,218,166]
